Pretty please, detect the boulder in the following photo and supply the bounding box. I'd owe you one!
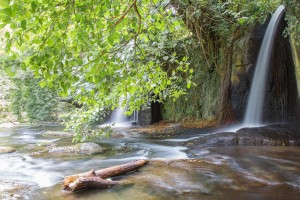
[236,124,300,146]
[43,131,72,138]
[0,147,16,154]
[162,123,183,134]
[48,142,104,154]
[186,132,237,147]
[187,124,300,146]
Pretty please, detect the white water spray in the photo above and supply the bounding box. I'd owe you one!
[110,95,138,127]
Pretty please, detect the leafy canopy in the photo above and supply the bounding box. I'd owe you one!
[0,0,192,141]
[1,0,299,141]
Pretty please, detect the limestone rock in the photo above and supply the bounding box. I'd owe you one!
[0,147,16,154]
[43,131,72,138]
[48,142,104,154]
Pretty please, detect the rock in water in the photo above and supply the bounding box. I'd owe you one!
[48,142,104,154]
[236,124,300,146]
[43,131,72,138]
[0,147,16,154]
[187,124,300,146]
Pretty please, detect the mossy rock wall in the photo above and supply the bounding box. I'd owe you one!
[162,15,299,124]
[291,37,300,97]
[162,45,220,122]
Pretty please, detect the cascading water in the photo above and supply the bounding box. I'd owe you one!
[110,95,138,127]
[243,5,285,126]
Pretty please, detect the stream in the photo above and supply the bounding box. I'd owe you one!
[0,125,300,200]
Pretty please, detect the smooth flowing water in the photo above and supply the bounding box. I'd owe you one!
[244,5,285,126]
[0,125,299,200]
[108,96,138,127]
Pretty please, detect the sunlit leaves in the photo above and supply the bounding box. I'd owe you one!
[0,0,192,140]
[0,0,10,9]
[39,80,47,88]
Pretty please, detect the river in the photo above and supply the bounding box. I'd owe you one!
[0,125,299,200]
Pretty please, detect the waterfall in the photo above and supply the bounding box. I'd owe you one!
[110,95,138,127]
[243,5,285,126]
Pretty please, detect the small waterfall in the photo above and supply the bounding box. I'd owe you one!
[244,5,285,126]
[110,95,138,127]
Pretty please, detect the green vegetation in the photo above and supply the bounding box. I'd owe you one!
[10,71,69,123]
[0,0,299,141]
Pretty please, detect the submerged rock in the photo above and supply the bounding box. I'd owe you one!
[43,131,72,138]
[188,124,300,146]
[0,179,38,200]
[48,142,104,154]
[0,147,16,154]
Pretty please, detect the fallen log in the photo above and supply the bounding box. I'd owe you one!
[63,159,149,192]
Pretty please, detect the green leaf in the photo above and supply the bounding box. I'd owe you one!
[187,81,191,89]
[31,2,37,12]
[47,38,55,47]
[237,17,247,25]
[173,20,180,27]
[5,31,10,38]
[5,65,16,77]
[0,0,10,9]
[3,7,13,17]
[21,20,26,30]
[155,22,162,29]
[39,80,47,88]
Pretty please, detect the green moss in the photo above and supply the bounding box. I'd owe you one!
[162,45,220,121]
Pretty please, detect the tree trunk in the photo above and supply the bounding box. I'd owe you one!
[219,43,236,125]
[66,176,122,192]
[63,159,149,192]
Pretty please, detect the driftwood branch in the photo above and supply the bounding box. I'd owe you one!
[63,159,149,192]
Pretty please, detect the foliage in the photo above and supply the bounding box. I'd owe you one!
[1,0,300,138]
[63,106,112,142]
[9,71,62,122]
[170,0,300,123]
[283,0,300,45]
[172,0,281,69]
[0,0,192,139]
[162,39,220,121]
[0,69,12,122]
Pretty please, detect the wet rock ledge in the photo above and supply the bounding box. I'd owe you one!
[187,124,300,146]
